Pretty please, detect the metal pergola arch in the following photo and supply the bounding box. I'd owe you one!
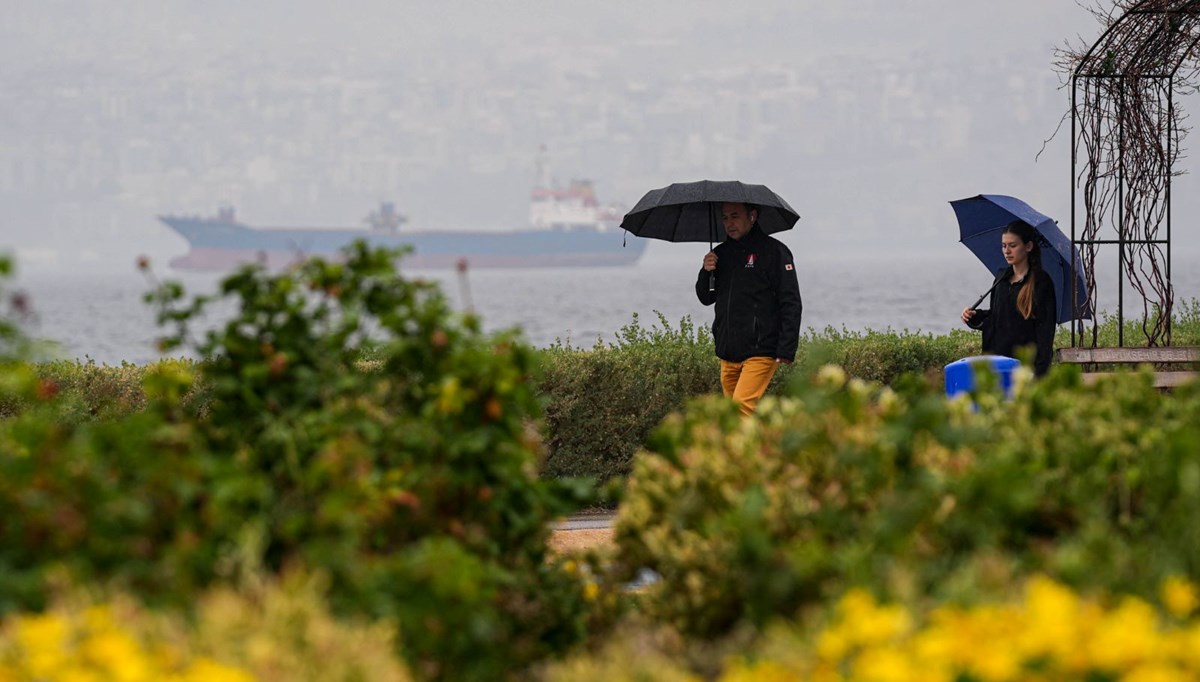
[1068,0,1200,347]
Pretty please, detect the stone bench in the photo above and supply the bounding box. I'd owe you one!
[1055,346,1200,388]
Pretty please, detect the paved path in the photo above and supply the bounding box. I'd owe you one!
[551,512,661,588]
[554,512,616,531]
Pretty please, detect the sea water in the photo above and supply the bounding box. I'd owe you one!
[9,251,1199,366]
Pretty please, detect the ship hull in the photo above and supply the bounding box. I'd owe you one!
[159,217,646,271]
[168,246,643,271]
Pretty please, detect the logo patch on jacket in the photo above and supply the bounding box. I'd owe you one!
[785,263,793,271]
[745,254,756,268]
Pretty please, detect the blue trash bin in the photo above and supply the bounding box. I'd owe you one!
[944,355,1020,399]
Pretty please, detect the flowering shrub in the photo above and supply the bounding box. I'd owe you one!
[613,365,989,637]
[0,571,411,682]
[545,576,1200,681]
[722,576,1200,681]
[185,570,412,682]
[541,633,700,682]
[615,360,1200,638]
[0,603,253,682]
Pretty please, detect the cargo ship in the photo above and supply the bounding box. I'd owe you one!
[159,180,644,271]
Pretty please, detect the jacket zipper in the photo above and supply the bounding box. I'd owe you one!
[724,251,738,352]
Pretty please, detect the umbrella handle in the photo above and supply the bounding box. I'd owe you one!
[708,224,716,292]
[970,276,1005,310]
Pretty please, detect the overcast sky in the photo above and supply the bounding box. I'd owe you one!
[3,0,1199,274]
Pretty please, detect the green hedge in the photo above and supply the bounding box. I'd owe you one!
[7,303,1200,484]
[538,313,718,481]
[538,317,982,482]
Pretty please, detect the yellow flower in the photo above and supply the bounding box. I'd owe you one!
[1088,596,1161,672]
[815,626,852,662]
[807,661,845,682]
[80,630,147,681]
[910,614,959,674]
[182,658,258,682]
[1022,576,1083,663]
[13,612,69,652]
[436,377,463,414]
[712,578,1200,682]
[1121,662,1189,682]
[82,605,115,633]
[718,659,798,682]
[13,613,69,678]
[55,669,106,682]
[583,582,600,602]
[928,605,1023,681]
[966,644,1022,682]
[865,604,910,645]
[1161,576,1198,620]
[816,364,847,389]
[853,644,925,682]
[876,387,901,415]
[835,589,877,621]
[1167,622,1200,670]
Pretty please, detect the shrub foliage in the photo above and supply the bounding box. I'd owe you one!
[615,363,1200,639]
[539,313,719,481]
[0,245,595,681]
[10,245,1200,679]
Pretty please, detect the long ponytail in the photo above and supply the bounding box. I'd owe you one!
[1003,220,1040,320]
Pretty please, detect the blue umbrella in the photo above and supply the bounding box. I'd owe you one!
[950,194,1092,323]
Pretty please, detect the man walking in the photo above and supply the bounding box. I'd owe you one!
[696,202,803,416]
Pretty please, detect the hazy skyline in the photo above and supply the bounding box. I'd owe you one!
[4,0,1200,276]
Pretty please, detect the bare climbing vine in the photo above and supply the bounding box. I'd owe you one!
[1056,0,1200,346]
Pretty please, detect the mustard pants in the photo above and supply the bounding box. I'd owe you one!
[719,356,778,416]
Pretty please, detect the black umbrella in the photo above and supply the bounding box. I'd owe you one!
[620,179,800,291]
[621,180,800,243]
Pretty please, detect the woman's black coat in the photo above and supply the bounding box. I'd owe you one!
[967,265,1057,376]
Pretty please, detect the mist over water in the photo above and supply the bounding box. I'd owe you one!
[8,0,1200,270]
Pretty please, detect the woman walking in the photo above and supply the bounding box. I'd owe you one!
[961,220,1057,376]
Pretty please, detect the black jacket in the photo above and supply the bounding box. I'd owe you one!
[967,266,1057,376]
[695,226,803,362]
